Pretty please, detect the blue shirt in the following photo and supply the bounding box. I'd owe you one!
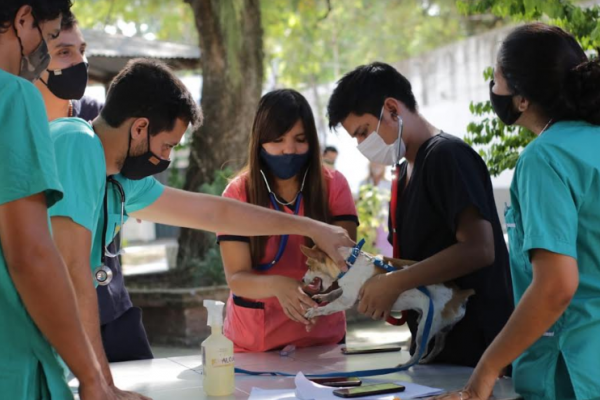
[507,120,600,400]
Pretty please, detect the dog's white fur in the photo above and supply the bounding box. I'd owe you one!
[301,246,474,367]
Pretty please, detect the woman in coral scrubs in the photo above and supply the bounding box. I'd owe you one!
[217,89,358,352]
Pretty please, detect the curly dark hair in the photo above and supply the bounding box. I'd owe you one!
[499,22,600,125]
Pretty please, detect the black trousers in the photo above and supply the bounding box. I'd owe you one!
[101,306,154,362]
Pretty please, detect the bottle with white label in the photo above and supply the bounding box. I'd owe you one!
[201,300,235,396]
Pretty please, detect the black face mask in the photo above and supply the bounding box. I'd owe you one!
[120,128,171,180]
[41,62,88,100]
[489,80,522,125]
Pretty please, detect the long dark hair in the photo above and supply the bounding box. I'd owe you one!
[240,89,330,265]
[498,22,600,125]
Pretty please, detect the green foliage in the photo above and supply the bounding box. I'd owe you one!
[355,184,389,255]
[73,0,495,91]
[187,167,235,286]
[459,0,600,175]
[72,0,197,44]
[262,0,473,87]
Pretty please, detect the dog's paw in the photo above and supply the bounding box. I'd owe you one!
[311,294,328,303]
[304,308,317,319]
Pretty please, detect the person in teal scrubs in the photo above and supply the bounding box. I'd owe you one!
[429,23,600,400]
[0,2,113,399]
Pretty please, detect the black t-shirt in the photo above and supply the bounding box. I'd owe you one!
[389,133,513,367]
[72,95,103,122]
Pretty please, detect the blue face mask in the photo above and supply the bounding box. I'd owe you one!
[260,148,310,180]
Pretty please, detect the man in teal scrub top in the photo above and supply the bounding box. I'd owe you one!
[48,59,354,398]
[0,1,113,399]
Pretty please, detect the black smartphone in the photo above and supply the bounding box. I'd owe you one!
[309,377,362,387]
[333,383,406,398]
[341,344,402,355]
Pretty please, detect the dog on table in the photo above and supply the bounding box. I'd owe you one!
[300,245,475,367]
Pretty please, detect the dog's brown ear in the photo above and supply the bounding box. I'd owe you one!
[300,245,326,262]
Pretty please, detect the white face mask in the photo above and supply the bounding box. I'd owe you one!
[357,107,406,165]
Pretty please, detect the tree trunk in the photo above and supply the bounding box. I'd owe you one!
[178,0,264,280]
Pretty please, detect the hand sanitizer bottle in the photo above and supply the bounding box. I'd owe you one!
[202,300,235,396]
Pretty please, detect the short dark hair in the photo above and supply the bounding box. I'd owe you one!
[60,9,77,31]
[499,23,600,125]
[327,62,417,129]
[0,0,72,33]
[101,59,203,136]
[323,146,338,154]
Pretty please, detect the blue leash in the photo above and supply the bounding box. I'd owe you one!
[235,240,434,377]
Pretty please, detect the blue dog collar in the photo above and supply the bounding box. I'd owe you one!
[339,238,399,279]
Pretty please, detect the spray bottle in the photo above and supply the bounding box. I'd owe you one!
[202,300,235,396]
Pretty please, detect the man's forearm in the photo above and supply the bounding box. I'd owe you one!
[391,240,492,290]
[132,188,319,238]
[0,197,103,387]
[477,280,569,374]
[71,274,115,386]
[8,243,103,386]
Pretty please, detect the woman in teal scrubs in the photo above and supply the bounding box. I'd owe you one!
[0,2,111,399]
[429,23,600,400]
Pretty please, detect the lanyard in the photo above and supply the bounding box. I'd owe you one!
[255,192,303,271]
[390,163,401,259]
[235,285,434,377]
[387,164,408,326]
[95,176,126,286]
[254,169,308,271]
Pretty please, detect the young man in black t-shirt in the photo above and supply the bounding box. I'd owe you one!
[327,62,514,368]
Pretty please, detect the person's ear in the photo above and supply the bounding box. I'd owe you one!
[383,97,402,121]
[515,95,530,113]
[13,5,34,39]
[130,118,150,141]
[300,245,326,262]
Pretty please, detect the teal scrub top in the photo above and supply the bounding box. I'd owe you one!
[507,120,600,400]
[48,118,164,279]
[92,174,164,271]
[0,70,72,399]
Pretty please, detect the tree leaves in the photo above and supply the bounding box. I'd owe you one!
[459,0,600,176]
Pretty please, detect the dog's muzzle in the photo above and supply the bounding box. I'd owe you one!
[303,277,323,295]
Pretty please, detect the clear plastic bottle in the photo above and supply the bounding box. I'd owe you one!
[201,300,235,396]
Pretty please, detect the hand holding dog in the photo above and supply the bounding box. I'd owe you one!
[306,221,354,271]
[358,272,404,320]
[274,276,318,325]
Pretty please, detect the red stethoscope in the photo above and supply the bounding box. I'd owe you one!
[387,115,409,326]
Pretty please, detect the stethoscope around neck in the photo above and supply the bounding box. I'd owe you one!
[94,176,126,286]
[254,168,309,271]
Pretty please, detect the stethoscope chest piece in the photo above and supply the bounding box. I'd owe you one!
[94,265,113,286]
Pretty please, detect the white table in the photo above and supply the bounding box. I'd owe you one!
[80,345,520,399]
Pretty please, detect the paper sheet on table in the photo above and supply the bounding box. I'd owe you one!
[248,372,444,399]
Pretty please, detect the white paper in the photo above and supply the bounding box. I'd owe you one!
[249,372,444,400]
[249,388,298,400]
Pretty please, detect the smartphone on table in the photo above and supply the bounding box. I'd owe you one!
[341,344,401,355]
[333,383,405,398]
[309,377,362,387]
